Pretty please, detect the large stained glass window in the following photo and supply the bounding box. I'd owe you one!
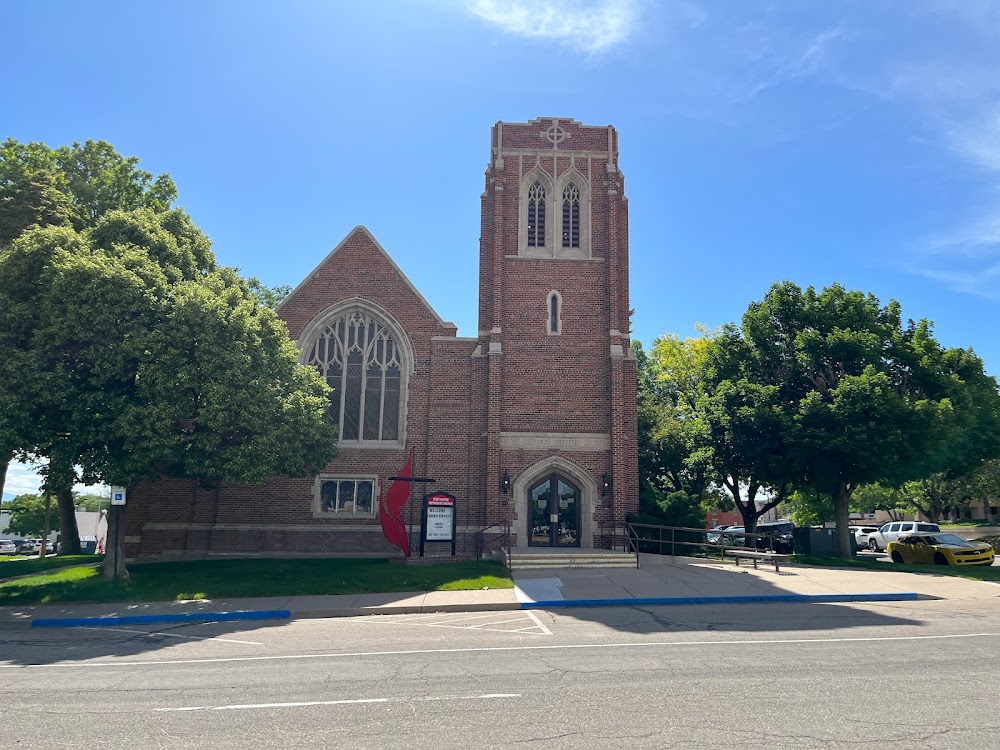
[304,311,404,445]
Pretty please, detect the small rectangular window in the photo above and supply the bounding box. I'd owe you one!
[319,479,377,515]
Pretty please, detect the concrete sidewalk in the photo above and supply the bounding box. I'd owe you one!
[513,554,1000,606]
[3,556,998,629]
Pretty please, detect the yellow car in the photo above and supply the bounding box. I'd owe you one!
[887,533,995,566]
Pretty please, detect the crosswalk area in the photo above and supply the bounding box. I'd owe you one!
[344,609,553,636]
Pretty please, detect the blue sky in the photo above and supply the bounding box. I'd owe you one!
[5,0,1000,500]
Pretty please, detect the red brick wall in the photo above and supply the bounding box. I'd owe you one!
[125,118,639,559]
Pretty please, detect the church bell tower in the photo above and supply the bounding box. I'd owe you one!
[477,117,638,548]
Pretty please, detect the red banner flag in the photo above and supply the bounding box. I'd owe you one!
[380,451,412,556]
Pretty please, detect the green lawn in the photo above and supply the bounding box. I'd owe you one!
[0,555,102,580]
[794,554,1000,583]
[939,519,994,529]
[0,557,513,606]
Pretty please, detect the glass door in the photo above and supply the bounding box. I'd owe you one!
[528,474,580,547]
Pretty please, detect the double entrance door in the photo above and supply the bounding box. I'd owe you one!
[529,473,580,547]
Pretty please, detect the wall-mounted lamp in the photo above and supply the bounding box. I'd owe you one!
[500,469,511,495]
[601,472,612,497]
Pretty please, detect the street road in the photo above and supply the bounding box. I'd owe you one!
[4,598,1000,748]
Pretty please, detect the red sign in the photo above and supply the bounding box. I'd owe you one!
[426,494,455,506]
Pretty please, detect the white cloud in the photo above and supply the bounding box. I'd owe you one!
[2,461,108,503]
[734,23,847,104]
[915,262,1000,299]
[946,108,1000,172]
[3,462,44,500]
[469,0,639,56]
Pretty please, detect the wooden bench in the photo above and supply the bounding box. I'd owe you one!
[725,549,790,573]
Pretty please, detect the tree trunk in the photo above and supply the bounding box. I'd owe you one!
[56,481,81,555]
[102,505,129,580]
[39,493,52,558]
[833,482,853,559]
[0,457,9,503]
[727,481,756,538]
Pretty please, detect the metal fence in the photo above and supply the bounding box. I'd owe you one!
[625,522,787,567]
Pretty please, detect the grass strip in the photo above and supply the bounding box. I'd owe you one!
[0,557,513,606]
[793,554,1000,583]
[0,555,102,581]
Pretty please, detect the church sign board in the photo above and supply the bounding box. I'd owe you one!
[420,492,457,557]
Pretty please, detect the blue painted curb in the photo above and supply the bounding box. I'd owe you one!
[519,592,921,609]
[31,610,291,628]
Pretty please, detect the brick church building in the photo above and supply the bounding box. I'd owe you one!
[126,117,639,559]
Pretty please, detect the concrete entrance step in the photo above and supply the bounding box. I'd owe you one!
[506,549,638,570]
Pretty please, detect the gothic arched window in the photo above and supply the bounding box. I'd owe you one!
[562,182,580,248]
[304,310,405,444]
[547,290,562,335]
[527,181,546,247]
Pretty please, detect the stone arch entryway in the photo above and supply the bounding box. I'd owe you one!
[512,456,598,548]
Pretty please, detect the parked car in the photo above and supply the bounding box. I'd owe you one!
[18,539,39,554]
[850,525,880,549]
[887,533,995,566]
[720,526,747,546]
[755,520,796,553]
[0,539,17,555]
[706,525,730,544]
[867,522,941,552]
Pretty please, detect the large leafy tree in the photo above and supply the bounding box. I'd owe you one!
[0,138,177,233]
[715,282,1000,557]
[697,370,796,534]
[0,210,337,575]
[633,330,731,534]
[635,330,719,501]
[0,138,179,513]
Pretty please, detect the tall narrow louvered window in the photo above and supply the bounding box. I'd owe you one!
[562,182,580,248]
[304,311,404,444]
[527,181,546,247]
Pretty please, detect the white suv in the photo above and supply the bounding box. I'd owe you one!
[851,526,880,549]
[867,521,941,552]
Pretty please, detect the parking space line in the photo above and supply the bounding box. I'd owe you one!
[525,610,553,636]
[156,693,521,713]
[466,617,532,628]
[336,610,552,636]
[419,613,507,625]
[78,626,264,646]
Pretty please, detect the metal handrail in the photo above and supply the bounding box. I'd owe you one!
[473,520,511,563]
[625,523,641,568]
[624,521,787,563]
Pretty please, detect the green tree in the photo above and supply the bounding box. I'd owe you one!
[782,488,834,528]
[3,494,54,537]
[965,459,1000,523]
[0,211,338,577]
[73,492,107,512]
[247,278,292,310]
[696,369,796,535]
[0,167,73,246]
[0,137,177,232]
[636,328,721,502]
[850,483,907,521]
[717,282,1000,557]
[0,138,181,542]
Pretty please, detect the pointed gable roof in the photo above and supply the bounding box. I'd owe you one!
[276,226,457,338]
